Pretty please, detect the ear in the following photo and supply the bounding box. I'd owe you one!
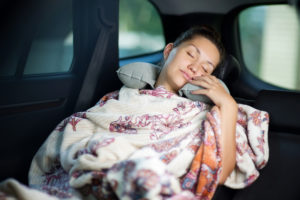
[163,43,174,60]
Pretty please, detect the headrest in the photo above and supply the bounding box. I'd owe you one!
[254,90,300,132]
[213,55,241,85]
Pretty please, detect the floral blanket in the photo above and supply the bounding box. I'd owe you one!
[0,86,269,200]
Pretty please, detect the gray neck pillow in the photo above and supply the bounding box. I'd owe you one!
[117,62,229,104]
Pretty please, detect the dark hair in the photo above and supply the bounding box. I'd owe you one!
[173,25,226,69]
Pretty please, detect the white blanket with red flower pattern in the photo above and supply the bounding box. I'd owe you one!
[0,86,269,200]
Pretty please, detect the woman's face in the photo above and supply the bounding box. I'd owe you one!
[157,36,220,93]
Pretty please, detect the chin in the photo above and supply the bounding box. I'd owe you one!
[174,83,186,91]
[177,80,187,89]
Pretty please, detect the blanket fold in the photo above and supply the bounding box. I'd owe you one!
[0,86,269,200]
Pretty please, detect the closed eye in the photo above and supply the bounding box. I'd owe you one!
[187,51,194,58]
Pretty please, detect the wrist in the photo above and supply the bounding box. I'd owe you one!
[219,96,237,110]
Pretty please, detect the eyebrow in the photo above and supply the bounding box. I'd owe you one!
[190,44,216,70]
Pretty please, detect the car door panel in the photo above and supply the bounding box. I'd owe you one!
[0,0,120,184]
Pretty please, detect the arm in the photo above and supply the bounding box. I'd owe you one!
[189,75,237,184]
[218,95,237,183]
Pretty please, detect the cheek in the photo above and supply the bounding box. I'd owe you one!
[165,59,185,73]
[164,49,185,67]
[163,52,188,80]
[166,65,187,86]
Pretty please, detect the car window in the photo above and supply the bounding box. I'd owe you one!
[119,0,165,59]
[0,0,73,77]
[239,4,300,90]
[24,31,73,75]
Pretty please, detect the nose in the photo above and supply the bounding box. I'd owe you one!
[187,64,197,74]
[187,63,204,76]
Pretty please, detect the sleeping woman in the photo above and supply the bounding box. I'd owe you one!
[154,26,237,185]
[0,26,269,200]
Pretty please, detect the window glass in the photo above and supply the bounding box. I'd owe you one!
[119,0,165,59]
[0,0,73,77]
[24,0,73,75]
[24,32,73,75]
[239,5,300,90]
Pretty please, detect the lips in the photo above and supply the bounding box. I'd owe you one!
[180,70,192,81]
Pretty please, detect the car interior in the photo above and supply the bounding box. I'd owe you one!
[0,0,300,199]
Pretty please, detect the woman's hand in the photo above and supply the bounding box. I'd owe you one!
[188,75,235,108]
[189,74,237,184]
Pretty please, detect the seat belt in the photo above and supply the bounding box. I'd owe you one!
[74,21,115,112]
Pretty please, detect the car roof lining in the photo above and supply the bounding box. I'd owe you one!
[150,0,288,15]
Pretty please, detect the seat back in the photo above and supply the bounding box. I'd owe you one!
[213,54,241,86]
[214,90,300,200]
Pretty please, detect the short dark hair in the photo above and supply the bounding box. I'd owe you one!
[173,25,225,69]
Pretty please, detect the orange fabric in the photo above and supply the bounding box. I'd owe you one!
[182,107,222,200]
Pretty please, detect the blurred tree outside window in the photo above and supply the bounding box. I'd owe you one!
[239,5,300,90]
[119,0,165,59]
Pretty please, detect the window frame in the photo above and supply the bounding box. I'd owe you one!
[237,3,300,92]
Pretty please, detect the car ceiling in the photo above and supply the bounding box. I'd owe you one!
[150,0,288,14]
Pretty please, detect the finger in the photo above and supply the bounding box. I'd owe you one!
[190,88,208,95]
[190,75,220,89]
[192,75,211,82]
[192,75,216,84]
[210,75,219,83]
[189,79,212,89]
[205,75,220,85]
